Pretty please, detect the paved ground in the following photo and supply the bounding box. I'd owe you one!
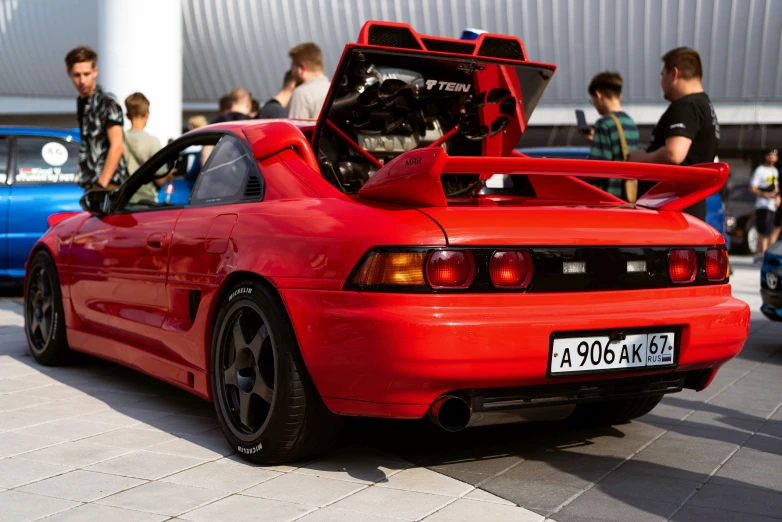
[0,255,780,521]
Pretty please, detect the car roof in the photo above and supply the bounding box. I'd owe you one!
[0,126,80,141]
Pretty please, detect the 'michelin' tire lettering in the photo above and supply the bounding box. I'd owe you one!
[210,280,343,464]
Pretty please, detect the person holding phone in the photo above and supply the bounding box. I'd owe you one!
[579,72,639,201]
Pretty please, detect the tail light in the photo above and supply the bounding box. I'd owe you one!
[705,248,729,281]
[351,252,427,286]
[490,250,533,288]
[669,249,697,283]
[427,250,475,288]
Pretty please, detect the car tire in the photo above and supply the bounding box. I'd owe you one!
[211,280,343,464]
[568,395,663,425]
[24,250,70,366]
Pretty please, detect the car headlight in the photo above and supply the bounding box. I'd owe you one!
[726,216,737,230]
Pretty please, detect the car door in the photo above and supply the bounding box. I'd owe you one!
[167,135,263,338]
[68,139,194,347]
[0,137,10,277]
[6,135,82,278]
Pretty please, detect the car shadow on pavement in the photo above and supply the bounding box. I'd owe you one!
[1,321,235,459]
[346,404,782,519]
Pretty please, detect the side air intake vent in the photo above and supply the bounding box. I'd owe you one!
[421,38,475,54]
[367,25,421,50]
[243,174,262,199]
[477,37,525,60]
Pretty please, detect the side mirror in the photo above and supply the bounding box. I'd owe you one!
[79,189,111,215]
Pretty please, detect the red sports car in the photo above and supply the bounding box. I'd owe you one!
[25,22,749,463]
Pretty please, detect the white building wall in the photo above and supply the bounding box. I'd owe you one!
[0,0,781,125]
[98,0,182,143]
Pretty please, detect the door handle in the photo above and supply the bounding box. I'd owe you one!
[147,233,167,249]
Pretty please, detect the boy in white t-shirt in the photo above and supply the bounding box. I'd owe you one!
[749,148,780,262]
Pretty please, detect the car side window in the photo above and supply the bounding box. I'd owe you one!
[115,148,187,213]
[189,135,261,206]
[0,138,8,183]
[13,137,80,185]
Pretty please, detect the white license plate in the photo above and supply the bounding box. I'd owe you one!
[550,331,676,375]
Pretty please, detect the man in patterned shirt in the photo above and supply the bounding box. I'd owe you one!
[581,72,639,201]
[65,46,127,190]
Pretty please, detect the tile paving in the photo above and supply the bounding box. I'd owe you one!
[0,256,779,521]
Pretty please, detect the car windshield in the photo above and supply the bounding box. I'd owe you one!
[314,48,554,195]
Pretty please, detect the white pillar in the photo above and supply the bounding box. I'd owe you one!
[98,0,182,144]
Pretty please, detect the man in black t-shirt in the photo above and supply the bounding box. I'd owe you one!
[259,70,296,119]
[628,47,719,221]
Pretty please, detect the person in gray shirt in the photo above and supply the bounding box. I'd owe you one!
[123,92,173,202]
[259,70,296,119]
[287,42,330,119]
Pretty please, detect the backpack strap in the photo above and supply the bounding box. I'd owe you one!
[607,113,629,160]
[608,112,637,203]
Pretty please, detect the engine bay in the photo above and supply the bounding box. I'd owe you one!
[314,49,552,196]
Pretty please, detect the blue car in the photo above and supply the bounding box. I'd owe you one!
[760,242,782,321]
[156,144,203,206]
[0,127,83,283]
[515,146,728,245]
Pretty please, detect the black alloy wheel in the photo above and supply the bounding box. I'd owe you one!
[211,281,344,463]
[26,267,55,352]
[217,303,277,440]
[24,251,69,365]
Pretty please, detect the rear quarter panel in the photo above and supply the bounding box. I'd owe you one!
[220,198,447,290]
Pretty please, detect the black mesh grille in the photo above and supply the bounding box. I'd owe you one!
[367,25,421,50]
[243,175,262,199]
[477,37,524,60]
[421,38,475,55]
[475,373,686,411]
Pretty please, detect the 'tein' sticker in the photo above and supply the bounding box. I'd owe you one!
[425,80,472,93]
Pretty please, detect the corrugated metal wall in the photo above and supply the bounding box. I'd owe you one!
[1,0,781,105]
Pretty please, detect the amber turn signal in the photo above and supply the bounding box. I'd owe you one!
[351,252,427,286]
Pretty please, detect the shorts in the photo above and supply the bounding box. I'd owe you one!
[756,208,775,235]
[775,206,782,228]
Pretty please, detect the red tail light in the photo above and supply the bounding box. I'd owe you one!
[669,249,697,283]
[427,250,475,288]
[705,248,729,281]
[490,251,533,288]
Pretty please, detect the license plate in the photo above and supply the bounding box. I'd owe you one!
[549,330,677,375]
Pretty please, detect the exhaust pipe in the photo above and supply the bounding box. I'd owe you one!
[428,393,577,432]
[428,394,472,432]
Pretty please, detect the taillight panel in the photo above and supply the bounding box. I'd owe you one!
[344,246,728,293]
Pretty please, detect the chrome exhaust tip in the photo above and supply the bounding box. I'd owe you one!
[428,395,472,432]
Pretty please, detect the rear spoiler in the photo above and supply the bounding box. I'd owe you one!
[358,148,729,211]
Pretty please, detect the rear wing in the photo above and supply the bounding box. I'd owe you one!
[358,148,729,211]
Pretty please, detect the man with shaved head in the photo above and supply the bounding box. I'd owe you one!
[210,87,252,124]
[202,87,253,164]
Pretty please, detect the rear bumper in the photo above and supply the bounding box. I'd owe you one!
[281,285,750,418]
